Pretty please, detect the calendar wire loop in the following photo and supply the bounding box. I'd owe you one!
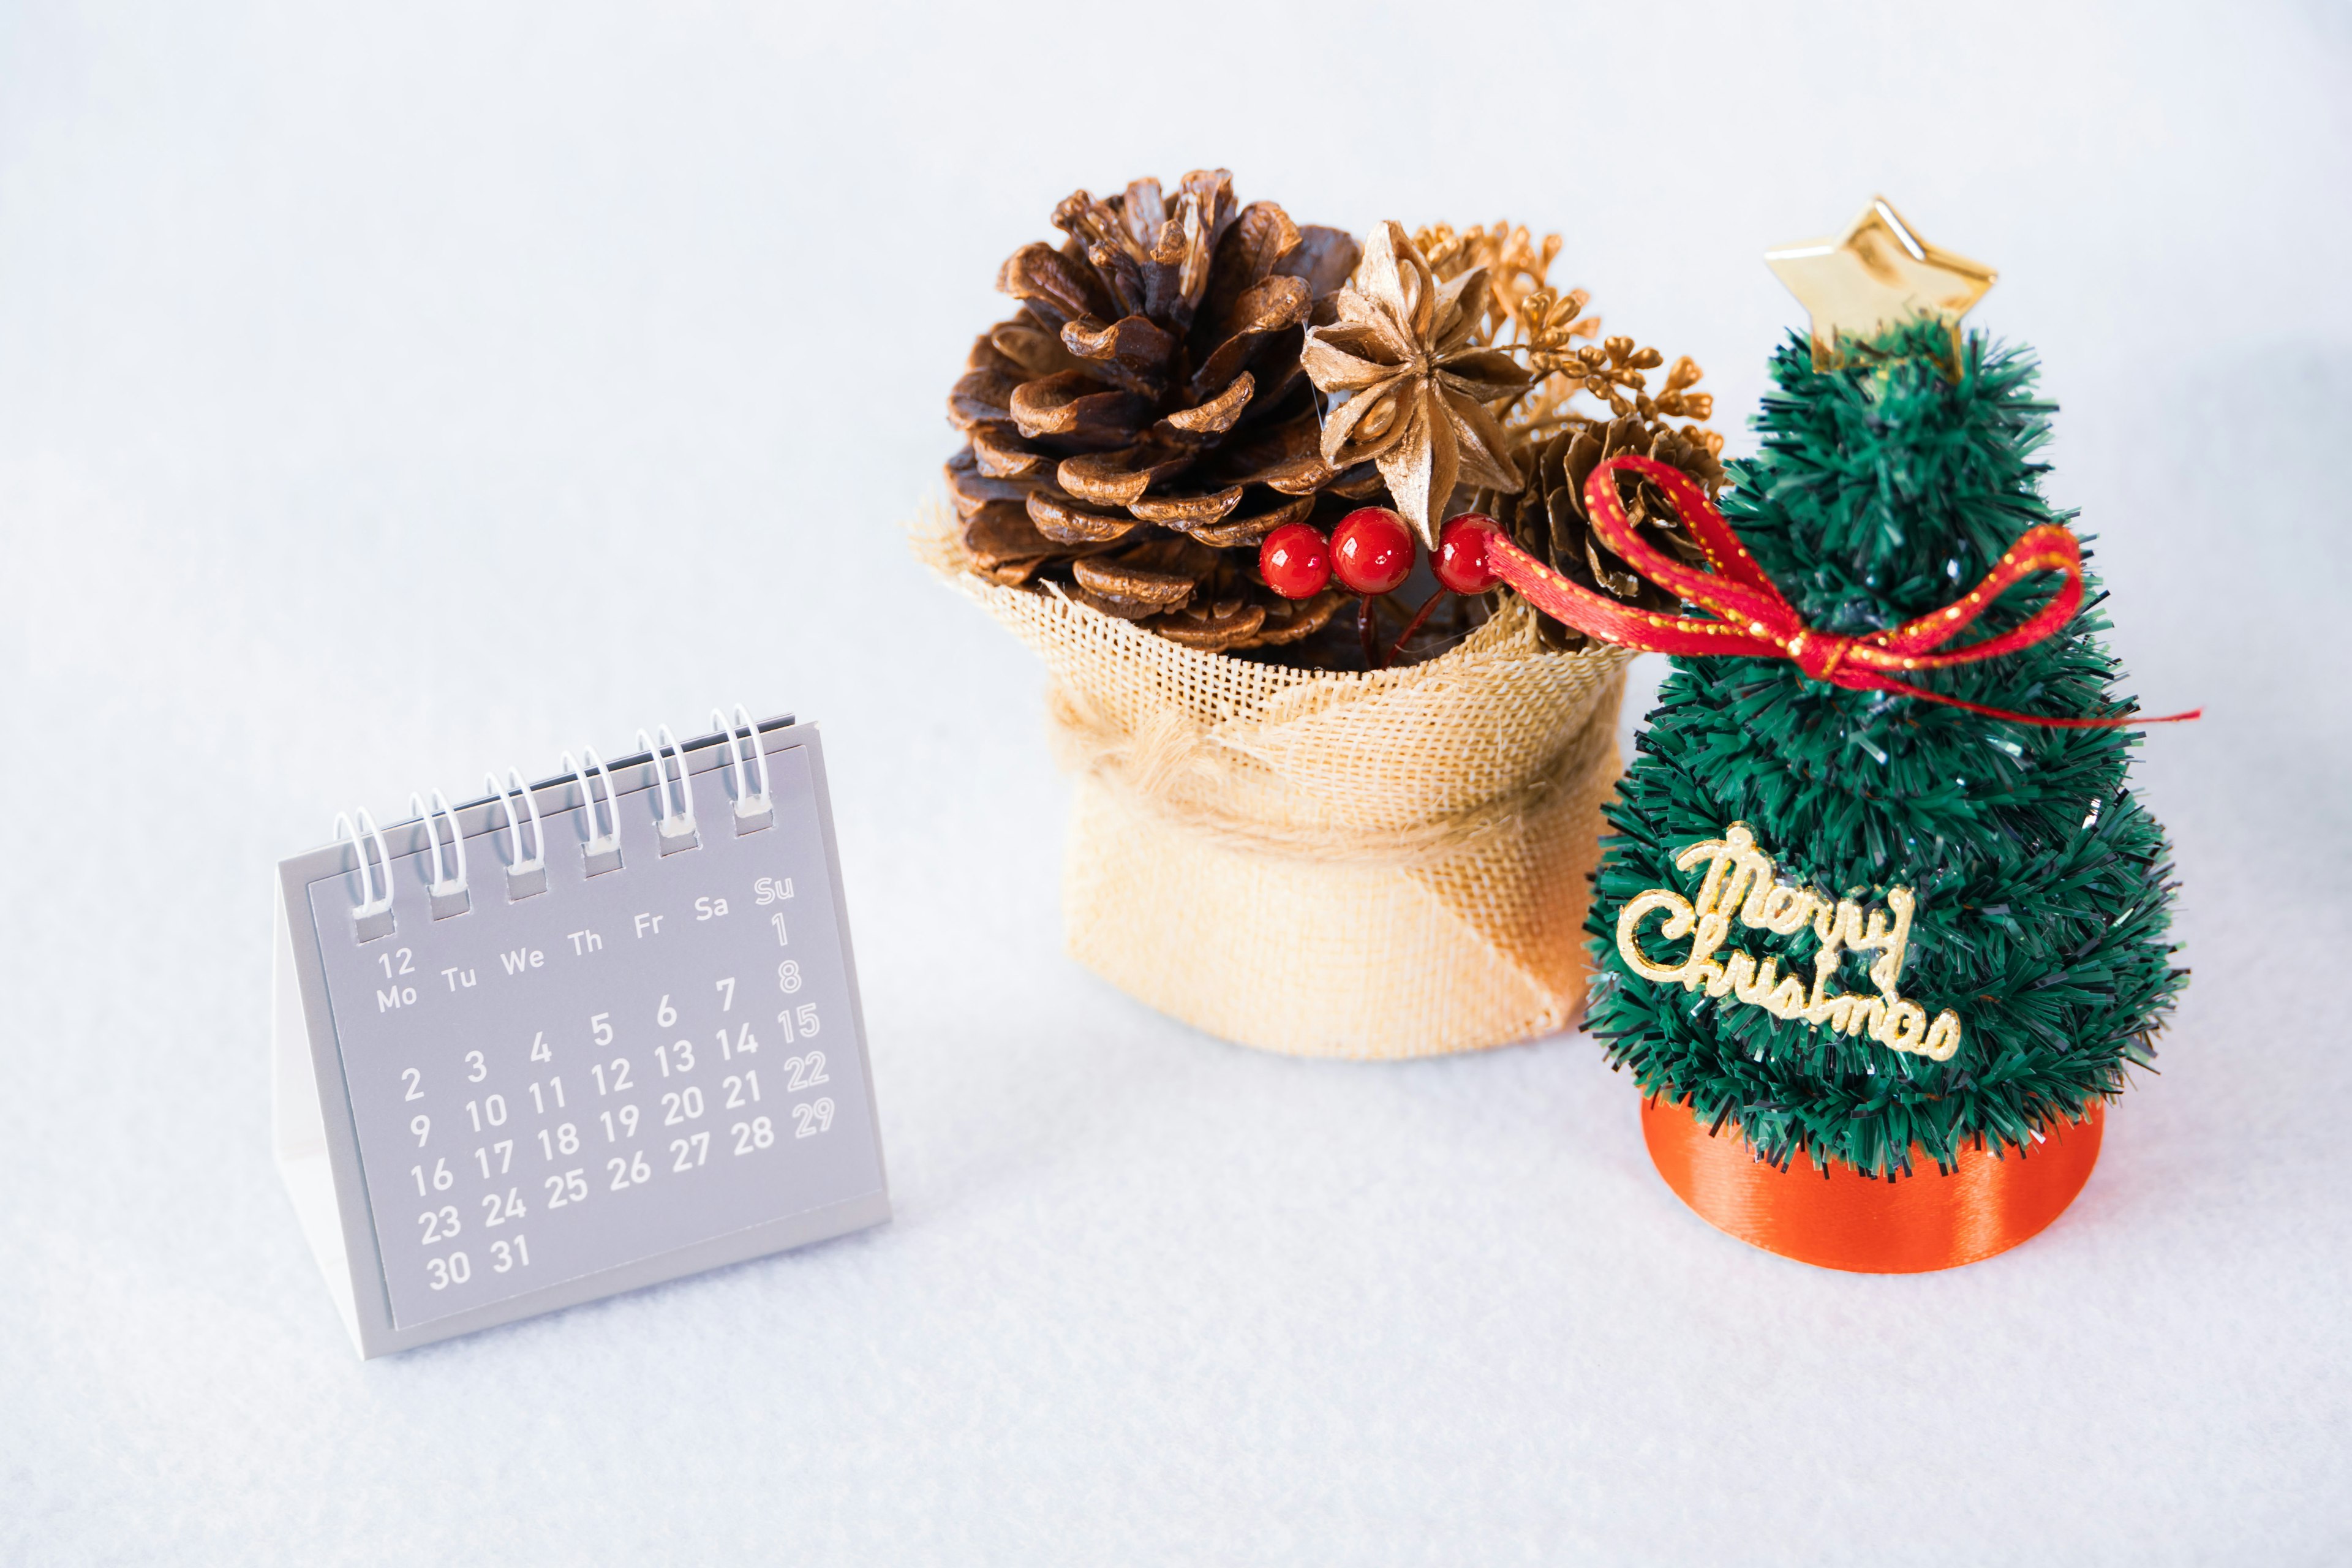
[333,807,395,917]
[562,747,624,858]
[408,789,469,897]
[485,766,546,872]
[712,703,772,817]
[636,725,698,840]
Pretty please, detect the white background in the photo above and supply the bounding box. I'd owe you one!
[4,2,2348,1562]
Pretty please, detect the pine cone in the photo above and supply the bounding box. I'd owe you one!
[1057,534,1346,652]
[1474,413,1725,648]
[947,170,1366,651]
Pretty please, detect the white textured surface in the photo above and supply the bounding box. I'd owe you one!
[3,3,2348,1562]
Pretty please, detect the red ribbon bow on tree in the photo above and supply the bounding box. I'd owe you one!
[1465,453,2198,729]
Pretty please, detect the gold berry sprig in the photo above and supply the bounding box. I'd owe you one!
[1554,338,1716,423]
[1412,222,1588,355]
[1408,221,1715,440]
[1517,284,1601,377]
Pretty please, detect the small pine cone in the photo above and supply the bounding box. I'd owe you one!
[1476,413,1725,648]
[1246,587,1349,648]
[947,171,1370,647]
[1066,535,1219,620]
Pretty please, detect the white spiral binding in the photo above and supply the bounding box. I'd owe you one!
[560,747,623,866]
[333,807,395,923]
[326,710,777,921]
[485,766,547,874]
[635,725,698,843]
[711,703,772,820]
[408,790,469,899]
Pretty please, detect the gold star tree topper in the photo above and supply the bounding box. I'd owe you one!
[1765,197,1996,369]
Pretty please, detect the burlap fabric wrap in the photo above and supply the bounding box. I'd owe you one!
[923,513,1632,1059]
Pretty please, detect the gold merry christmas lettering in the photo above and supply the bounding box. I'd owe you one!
[1615,822,1963,1061]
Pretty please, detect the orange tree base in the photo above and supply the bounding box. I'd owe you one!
[1639,1095,2105,1273]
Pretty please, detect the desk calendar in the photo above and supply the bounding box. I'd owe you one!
[273,710,889,1357]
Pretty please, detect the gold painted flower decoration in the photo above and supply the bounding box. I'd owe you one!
[1299,221,1531,546]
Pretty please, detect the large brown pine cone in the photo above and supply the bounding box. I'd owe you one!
[1472,414,1725,648]
[947,170,1364,652]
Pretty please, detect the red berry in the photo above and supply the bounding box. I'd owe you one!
[1436,513,1502,594]
[1258,522,1332,600]
[1330,507,1415,595]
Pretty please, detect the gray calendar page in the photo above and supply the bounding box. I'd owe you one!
[296,733,885,1336]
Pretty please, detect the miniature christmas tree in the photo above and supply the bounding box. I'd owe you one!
[1577,208,2187,1178]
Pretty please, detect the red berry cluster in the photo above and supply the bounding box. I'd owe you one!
[1261,509,1502,599]
[1259,508,1504,667]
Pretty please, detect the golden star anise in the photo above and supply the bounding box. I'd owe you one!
[1298,221,1531,546]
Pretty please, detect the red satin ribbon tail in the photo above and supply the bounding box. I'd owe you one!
[1858,669,2204,728]
[1480,530,1784,659]
[1901,695,2207,729]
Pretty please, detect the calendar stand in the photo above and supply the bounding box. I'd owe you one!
[273,714,888,1357]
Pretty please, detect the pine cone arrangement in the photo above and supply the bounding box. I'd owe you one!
[947,170,1365,652]
[945,184,1724,665]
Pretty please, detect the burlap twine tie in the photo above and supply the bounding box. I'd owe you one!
[923,505,1632,1058]
[1044,677,1617,870]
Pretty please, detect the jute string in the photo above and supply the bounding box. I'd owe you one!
[919,500,1632,1058]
